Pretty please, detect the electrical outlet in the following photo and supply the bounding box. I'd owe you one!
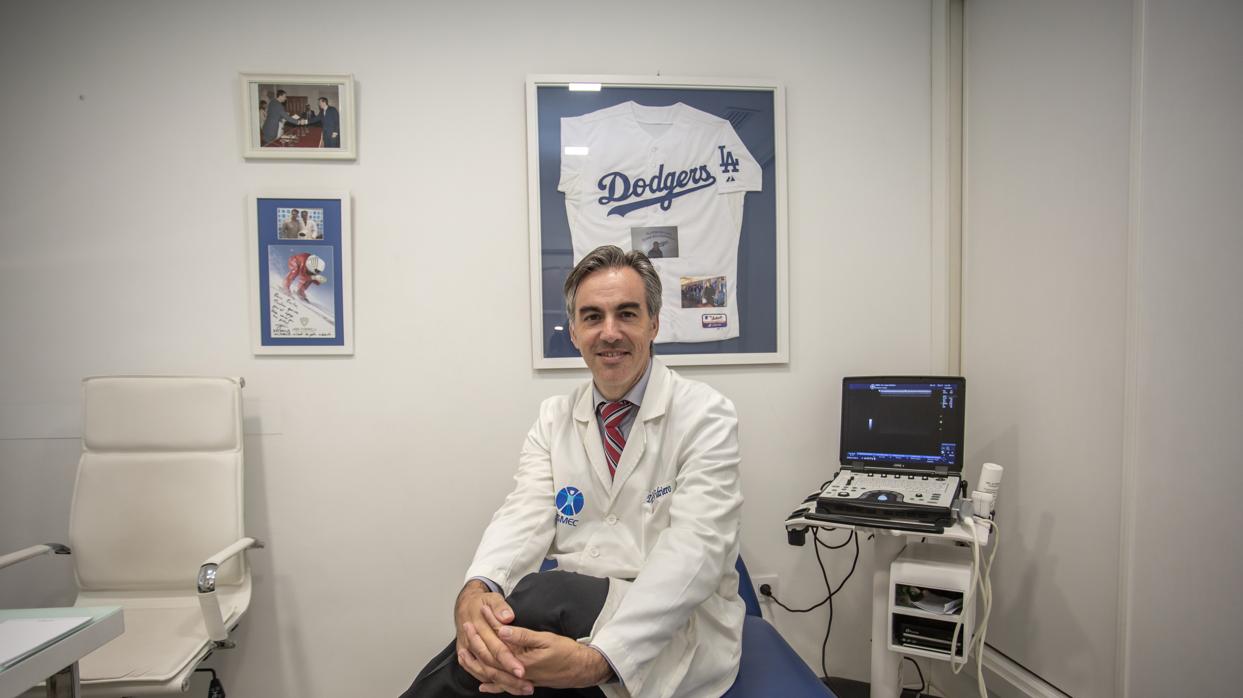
[752,574,778,602]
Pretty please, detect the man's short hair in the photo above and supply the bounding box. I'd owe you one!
[319,97,328,105]
[276,89,287,98]
[563,245,662,323]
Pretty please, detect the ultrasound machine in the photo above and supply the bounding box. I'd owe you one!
[807,376,967,533]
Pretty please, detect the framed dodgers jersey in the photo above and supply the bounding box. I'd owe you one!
[527,76,789,368]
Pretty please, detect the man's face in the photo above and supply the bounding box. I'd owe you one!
[569,267,658,400]
[277,94,287,103]
[301,211,308,221]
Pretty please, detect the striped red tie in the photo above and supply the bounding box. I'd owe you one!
[600,400,635,479]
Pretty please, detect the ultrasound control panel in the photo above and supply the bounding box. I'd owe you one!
[820,470,960,510]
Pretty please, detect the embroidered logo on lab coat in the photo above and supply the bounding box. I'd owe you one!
[556,486,584,526]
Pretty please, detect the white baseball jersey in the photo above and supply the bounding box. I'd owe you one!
[559,102,762,343]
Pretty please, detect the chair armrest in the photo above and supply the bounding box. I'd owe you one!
[196,537,264,646]
[196,537,265,592]
[0,543,71,571]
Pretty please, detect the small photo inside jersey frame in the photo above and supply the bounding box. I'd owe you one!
[248,190,354,354]
[526,75,789,369]
[240,73,356,160]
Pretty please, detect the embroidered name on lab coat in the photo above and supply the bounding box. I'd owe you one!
[645,483,674,504]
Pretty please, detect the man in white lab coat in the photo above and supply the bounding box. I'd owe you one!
[400,246,744,698]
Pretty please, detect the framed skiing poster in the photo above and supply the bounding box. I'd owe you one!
[526,75,789,369]
[248,190,354,354]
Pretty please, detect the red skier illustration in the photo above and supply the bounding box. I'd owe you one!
[283,253,327,300]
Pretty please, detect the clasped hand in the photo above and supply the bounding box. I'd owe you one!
[455,582,611,695]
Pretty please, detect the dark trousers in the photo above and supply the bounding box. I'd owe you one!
[400,571,610,698]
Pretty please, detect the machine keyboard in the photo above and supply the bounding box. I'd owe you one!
[822,470,959,506]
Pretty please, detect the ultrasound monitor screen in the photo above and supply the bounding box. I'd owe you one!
[839,377,965,470]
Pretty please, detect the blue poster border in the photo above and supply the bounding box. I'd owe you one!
[249,192,354,355]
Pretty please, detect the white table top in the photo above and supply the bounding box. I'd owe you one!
[0,607,123,698]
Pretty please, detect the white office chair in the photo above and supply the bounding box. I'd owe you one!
[0,376,263,696]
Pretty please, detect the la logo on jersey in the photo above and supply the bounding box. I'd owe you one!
[718,145,741,182]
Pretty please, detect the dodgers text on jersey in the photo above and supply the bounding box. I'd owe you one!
[596,163,716,217]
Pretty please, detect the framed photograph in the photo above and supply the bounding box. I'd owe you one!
[248,191,353,354]
[240,73,355,159]
[526,75,788,369]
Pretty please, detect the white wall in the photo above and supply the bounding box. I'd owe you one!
[957,1,1243,697]
[961,2,1133,695]
[0,1,937,695]
[1121,1,1243,695]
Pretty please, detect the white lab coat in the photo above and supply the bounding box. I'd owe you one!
[465,359,744,698]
